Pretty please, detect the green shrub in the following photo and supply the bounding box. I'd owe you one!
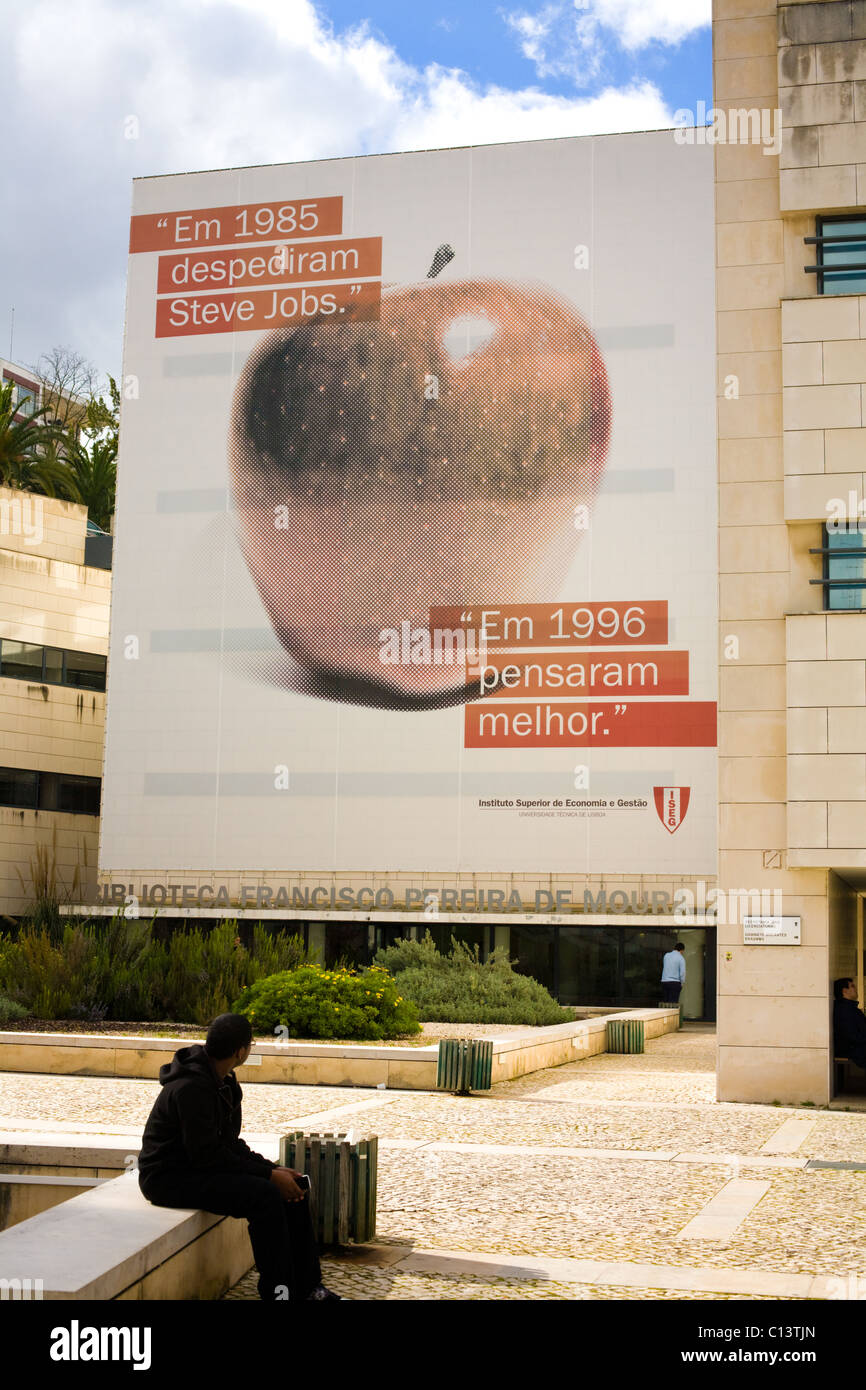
[373,933,570,1026]
[0,918,309,1024]
[233,964,420,1040]
[0,993,27,1024]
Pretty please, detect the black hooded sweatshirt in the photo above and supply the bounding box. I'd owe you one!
[834,998,866,1068]
[137,1043,275,1187]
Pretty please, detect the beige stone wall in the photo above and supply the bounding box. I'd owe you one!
[782,295,866,523]
[716,0,803,1100]
[787,611,866,864]
[0,490,109,916]
[828,868,858,978]
[714,0,866,1103]
[779,0,866,212]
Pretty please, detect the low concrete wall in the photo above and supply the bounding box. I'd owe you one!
[0,1129,278,1181]
[0,1173,107,1231]
[0,1008,680,1090]
[0,1132,141,1180]
[491,1008,680,1082]
[0,1172,252,1300]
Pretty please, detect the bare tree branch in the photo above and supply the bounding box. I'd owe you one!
[32,346,100,435]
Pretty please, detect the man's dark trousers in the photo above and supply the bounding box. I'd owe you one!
[661,981,682,1005]
[141,1170,321,1301]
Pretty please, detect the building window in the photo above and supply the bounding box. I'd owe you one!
[0,641,45,681]
[0,768,101,815]
[0,639,106,691]
[2,373,39,417]
[63,649,107,691]
[811,525,866,609]
[0,767,39,810]
[806,216,866,295]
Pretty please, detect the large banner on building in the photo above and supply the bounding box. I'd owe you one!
[102,132,717,879]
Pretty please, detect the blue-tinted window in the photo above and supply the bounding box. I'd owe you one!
[817,217,866,295]
[825,526,866,609]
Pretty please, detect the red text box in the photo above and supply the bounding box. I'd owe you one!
[471,650,689,698]
[431,601,668,648]
[465,700,717,748]
[130,197,343,253]
[155,281,381,338]
[157,237,382,293]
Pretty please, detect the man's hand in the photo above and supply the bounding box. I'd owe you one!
[270,1166,306,1202]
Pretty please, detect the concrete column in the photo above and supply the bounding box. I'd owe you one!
[307,921,326,963]
[493,925,511,957]
[858,897,864,1018]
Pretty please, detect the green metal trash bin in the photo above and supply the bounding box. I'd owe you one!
[279,1130,377,1246]
[606,1018,645,1054]
[436,1037,493,1094]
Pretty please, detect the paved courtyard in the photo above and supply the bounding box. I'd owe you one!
[2,1027,865,1300]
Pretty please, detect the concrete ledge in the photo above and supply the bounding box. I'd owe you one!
[0,1173,108,1231]
[0,1129,278,1180]
[0,1009,679,1089]
[0,1173,251,1300]
[492,1008,679,1081]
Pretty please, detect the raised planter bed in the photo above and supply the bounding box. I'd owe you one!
[0,1008,679,1090]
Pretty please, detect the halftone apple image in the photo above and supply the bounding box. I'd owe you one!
[229,259,611,709]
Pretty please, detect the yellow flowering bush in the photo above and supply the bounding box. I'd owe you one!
[233,963,420,1039]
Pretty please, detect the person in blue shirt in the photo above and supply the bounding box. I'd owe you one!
[661,943,686,1005]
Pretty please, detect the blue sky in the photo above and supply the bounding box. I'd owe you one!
[324,1,712,114]
[2,0,712,379]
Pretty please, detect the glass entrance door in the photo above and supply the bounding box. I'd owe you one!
[558,926,620,1006]
[510,922,716,1019]
[679,930,706,1021]
[622,926,711,1020]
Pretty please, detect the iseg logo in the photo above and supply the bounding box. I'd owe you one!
[49,1321,152,1371]
[653,786,690,835]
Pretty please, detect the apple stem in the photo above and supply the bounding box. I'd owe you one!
[427,244,455,278]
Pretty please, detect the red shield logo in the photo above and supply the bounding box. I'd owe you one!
[653,786,690,835]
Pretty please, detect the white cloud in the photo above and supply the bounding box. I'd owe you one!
[1,0,676,374]
[589,0,712,50]
[505,0,711,83]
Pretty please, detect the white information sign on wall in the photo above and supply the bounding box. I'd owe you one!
[742,916,801,945]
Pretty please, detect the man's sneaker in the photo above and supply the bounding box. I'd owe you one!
[306,1284,342,1301]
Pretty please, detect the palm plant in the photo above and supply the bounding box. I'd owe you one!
[0,381,68,495]
[61,436,118,530]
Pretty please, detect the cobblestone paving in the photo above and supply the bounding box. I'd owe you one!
[0,1073,381,1129]
[313,1095,789,1154]
[359,1151,866,1276]
[223,1264,785,1301]
[4,1029,866,1300]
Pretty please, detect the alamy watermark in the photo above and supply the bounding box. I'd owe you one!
[0,1276,43,1300]
[673,102,782,157]
[0,492,43,546]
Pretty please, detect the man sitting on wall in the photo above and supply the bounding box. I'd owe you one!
[138,1012,341,1301]
[833,978,866,1071]
[660,942,686,1006]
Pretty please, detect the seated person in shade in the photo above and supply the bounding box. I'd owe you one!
[138,1012,341,1301]
[833,978,866,1070]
